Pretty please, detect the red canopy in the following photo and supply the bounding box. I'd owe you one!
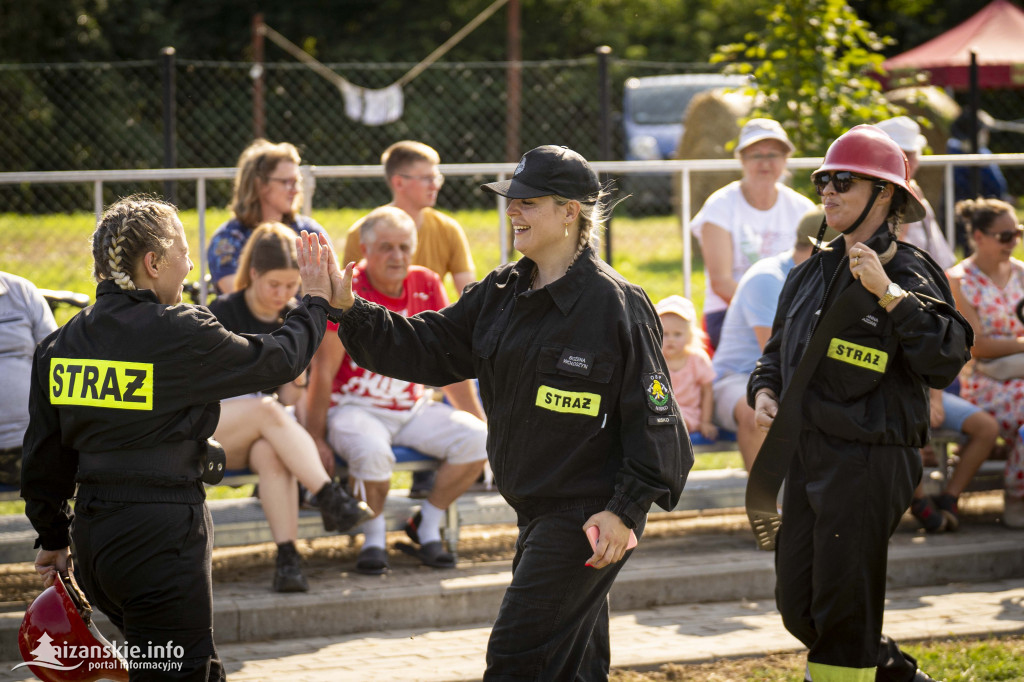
[882,0,1024,89]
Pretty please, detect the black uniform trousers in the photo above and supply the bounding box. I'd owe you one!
[71,495,225,682]
[484,498,644,682]
[775,430,920,681]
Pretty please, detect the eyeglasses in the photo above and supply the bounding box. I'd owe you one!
[266,176,302,191]
[742,152,785,163]
[398,173,445,187]
[811,170,875,195]
[984,226,1024,244]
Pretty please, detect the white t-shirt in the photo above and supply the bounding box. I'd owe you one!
[692,181,815,314]
[899,188,956,271]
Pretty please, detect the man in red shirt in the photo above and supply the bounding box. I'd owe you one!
[306,206,486,574]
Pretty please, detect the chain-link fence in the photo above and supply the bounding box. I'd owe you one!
[4,55,1024,216]
[0,56,714,214]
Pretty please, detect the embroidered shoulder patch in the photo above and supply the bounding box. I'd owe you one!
[642,372,671,413]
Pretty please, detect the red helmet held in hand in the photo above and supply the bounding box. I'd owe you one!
[813,124,927,222]
[17,573,128,682]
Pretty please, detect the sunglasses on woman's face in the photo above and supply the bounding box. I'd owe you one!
[811,171,874,195]
[985,226,1024,244]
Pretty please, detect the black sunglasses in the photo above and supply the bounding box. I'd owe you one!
[811,170,876,195]
[985,226,1024,244]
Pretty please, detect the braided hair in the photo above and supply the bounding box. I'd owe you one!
[91,195,178,291]
[554,189,611,270]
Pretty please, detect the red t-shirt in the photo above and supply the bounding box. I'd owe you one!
[327,264,449,411]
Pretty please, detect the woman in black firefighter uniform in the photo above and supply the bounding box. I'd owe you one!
[749,126,972,682]
[22,196,368,681]
[327,145,690,680]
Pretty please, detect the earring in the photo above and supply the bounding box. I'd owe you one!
[564,222,570,238]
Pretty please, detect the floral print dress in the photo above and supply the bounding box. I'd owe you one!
[948,257,1024,497]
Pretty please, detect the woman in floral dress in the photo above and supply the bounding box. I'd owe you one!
[947,197,1024,526]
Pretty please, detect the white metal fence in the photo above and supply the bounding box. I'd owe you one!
[2,154,1023,300]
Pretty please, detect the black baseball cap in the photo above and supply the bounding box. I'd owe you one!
[481,145,601,203]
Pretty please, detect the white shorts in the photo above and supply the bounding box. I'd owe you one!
[712,373,750,432]
[326,398,488,481]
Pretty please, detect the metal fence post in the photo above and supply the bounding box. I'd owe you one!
[161,47,177,205]
[597,45,613,265]
[252,13,266,140]
[969,51,980,199]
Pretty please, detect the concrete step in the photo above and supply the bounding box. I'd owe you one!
[0,468,755,564]
[0,516,1020,662]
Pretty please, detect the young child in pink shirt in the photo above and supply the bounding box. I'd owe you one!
[656,295,717,440]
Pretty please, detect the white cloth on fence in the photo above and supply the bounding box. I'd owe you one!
[337,82,404,126]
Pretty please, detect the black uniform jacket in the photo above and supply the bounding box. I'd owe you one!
[22,280,330,550]
[339,247,691,529]
[748,224,973,447]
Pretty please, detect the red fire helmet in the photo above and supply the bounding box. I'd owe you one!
[813,124,927,222]
[17,573,128,682]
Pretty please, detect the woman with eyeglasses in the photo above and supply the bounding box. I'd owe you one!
[207,139,331,295]
[749,125,971,682]
[947,197,1024,528]
[692,118,816,349]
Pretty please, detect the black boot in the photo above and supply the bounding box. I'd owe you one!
[273,541,308,593]
[317,481,373,533]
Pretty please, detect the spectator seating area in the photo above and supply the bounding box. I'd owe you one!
[0,426,1006,565]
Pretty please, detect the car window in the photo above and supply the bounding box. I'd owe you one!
[630,86,705,125]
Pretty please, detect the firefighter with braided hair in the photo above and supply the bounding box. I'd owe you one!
[748,126,972,682]
[22,195,368,681]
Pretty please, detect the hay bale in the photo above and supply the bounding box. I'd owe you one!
[674,89,753,214]
[885,86,961,210]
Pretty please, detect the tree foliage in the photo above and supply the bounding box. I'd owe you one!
[712,0,904,157]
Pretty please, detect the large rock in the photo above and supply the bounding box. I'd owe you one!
[673,89,753,215]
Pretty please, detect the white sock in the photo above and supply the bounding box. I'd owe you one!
[361,514,386,549]
[417,500,445,545]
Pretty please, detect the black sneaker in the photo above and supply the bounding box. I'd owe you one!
[910,496,948,533]
[317,481,373,533]
[933,493,960,532]
[273,542,308,593]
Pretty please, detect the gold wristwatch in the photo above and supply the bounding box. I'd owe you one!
[877,282,904,308]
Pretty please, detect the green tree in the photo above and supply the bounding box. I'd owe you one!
[712,0,903,157]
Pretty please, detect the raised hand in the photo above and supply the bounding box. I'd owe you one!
[329,258,357,312]
[295,231,332,302]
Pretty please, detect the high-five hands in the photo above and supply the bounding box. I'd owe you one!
[295,231,357,312]
[295,231,333,302]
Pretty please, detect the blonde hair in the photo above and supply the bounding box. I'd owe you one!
[234,222,300,291]
[230,139,303,229]
[382,140,440,181]
[553,189,611,268]
[91,195,178,291]
[659,310,707,356]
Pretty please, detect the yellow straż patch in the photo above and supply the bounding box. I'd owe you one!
[536,385,601,416]
[49,358,154,410]
[827,338,888,373]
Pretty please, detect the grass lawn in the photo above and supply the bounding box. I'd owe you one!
[0,207,706,325]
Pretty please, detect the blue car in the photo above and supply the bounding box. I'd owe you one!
[623,73,751,209]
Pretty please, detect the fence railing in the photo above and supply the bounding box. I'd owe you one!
[2,153,1023,300]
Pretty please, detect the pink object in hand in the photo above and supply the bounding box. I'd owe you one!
[585,525,638,553]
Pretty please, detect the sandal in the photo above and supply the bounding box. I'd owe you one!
[395,540,456,569]
[355,546,389,575]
